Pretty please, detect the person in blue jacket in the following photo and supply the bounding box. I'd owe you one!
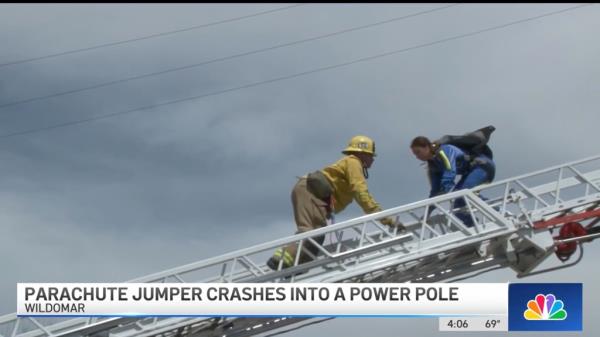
[410,136,495,227]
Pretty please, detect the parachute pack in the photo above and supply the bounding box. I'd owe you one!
[435,125,495,159]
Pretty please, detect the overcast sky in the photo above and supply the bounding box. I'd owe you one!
[1,3,599,336]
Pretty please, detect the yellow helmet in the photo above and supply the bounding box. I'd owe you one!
[342,135,377,156]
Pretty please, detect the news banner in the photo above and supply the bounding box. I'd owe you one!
[17,283,583,332]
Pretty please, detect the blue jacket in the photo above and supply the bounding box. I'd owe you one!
[427,144,471,197]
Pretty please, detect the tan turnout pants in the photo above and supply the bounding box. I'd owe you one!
[275,177,330,267]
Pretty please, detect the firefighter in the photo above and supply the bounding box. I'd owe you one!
[267,135,401,271]
[410,136,496,227]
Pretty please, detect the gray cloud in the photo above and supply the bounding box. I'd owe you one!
[1,3,599,336]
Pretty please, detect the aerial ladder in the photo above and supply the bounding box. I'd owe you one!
[2,154,600,337]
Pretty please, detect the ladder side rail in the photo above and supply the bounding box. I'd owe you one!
[472,156,600,214]
[475,166,600,221]
[471,154,600,193]
[482,170,600,210]
[314,227,516,284]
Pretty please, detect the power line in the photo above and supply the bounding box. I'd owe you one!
[0,3,592,140]
[0,4,459,109]
[0,4,304,68]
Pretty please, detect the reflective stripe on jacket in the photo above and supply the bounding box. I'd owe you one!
[427,144,468,197]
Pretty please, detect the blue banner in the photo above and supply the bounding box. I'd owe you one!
[508,283,582,331]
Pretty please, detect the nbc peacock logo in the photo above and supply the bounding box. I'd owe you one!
[523,294,567,321]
